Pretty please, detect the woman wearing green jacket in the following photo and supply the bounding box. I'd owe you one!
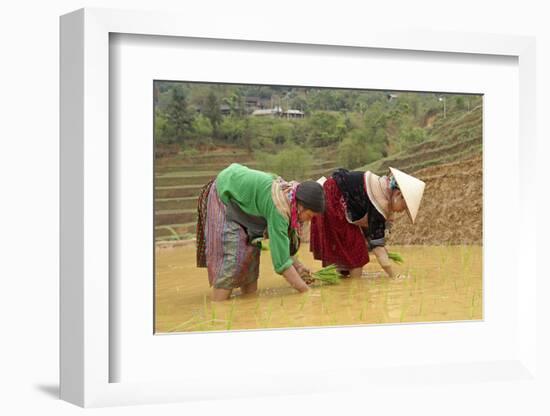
[196,163,325,301]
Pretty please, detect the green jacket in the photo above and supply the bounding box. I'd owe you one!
[216,163,293,274]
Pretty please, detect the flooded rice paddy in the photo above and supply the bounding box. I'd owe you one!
[155,244,482,333]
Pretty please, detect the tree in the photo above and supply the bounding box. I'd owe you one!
[455,96,466,111]
[154,109,175,144]
[189,115,214,146]
[165,88,195,143]
[306,111,347,147]
[271,122,292,145]
[224,93,245,117]
[203,92,222,136]
[240,118,254,151]
[219,117,245,143]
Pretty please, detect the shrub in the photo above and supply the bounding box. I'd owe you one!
[306,111,347,147]
[271,122,293,145]
[256,146,313,181]
[455,96,466,111]
[180,147,200,157]
[337,129,385,169]
[400,127,427,146]
[155,110,176,144]
[219,117,245,143]
[188,115,214,146]
[191,115,213,139]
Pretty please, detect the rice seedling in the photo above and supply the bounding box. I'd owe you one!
[311,264,342,285]
[388,252,404,264]
[359,293,370,321]
[202,294,208,319]
[211,303,216,321]
[226,299,236,330]
[256,299,274,328]
[347,283,355,306]
[168,316,199,332]
[469,292,476,319]
[263,300,274,327]
[400,302,409,322]
[299,294,307,312]
[382,290,391,322]
[184,319,229,332]
[320,287,328,314]
[461,245,473,267]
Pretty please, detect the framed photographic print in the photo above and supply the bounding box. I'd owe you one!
[60,7,538,408]
[152,80,483,335]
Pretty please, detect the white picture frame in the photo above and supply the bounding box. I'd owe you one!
[60,7,538,408]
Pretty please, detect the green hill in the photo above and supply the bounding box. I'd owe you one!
[360,105,482,175]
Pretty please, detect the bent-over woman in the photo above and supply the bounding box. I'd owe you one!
[196,163,325,301]
[310,167,425,279]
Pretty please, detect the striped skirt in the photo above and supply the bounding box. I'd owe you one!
[197,181,261,290]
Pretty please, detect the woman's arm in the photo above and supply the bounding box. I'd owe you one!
[293,258,314,285]
[372,246,407,279]
[293,258,310,277]
[372,246,395,278]
[282,265,310,292]
[365,209,401,278]
[265,210,310,292]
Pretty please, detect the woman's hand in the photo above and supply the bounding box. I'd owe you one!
[294,261,311,278]
[302,276,315,285]
[293,261,315,285]
[282,265,310,293]
[372,246,396,278]
[296,264,313,285]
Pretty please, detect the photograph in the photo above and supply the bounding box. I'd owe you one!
[153,81,483,333]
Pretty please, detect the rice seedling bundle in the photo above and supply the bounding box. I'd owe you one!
[388,252,404,264]
[312,264,342,285]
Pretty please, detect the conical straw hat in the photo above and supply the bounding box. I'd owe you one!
[389,167,425,224]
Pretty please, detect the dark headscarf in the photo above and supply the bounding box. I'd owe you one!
[295,181,325,213]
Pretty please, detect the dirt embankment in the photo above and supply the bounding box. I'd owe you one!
[387,155,482,245]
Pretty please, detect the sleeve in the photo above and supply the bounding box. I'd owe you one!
[266,209,293,274]
[363,209,386,249]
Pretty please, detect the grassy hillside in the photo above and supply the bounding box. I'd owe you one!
[154,146,340,242]
[360,105,482,175]
[366,105,484,245]
[154,92,483,244]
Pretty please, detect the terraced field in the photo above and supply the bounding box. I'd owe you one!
[387,155,482,245]
[154,147,339,242]
[361,105,483,245]
[155,105,482,244]
[155,149,252,242]
[363,105,482,175]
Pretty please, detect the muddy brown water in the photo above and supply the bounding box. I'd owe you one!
[155,244,482,333]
